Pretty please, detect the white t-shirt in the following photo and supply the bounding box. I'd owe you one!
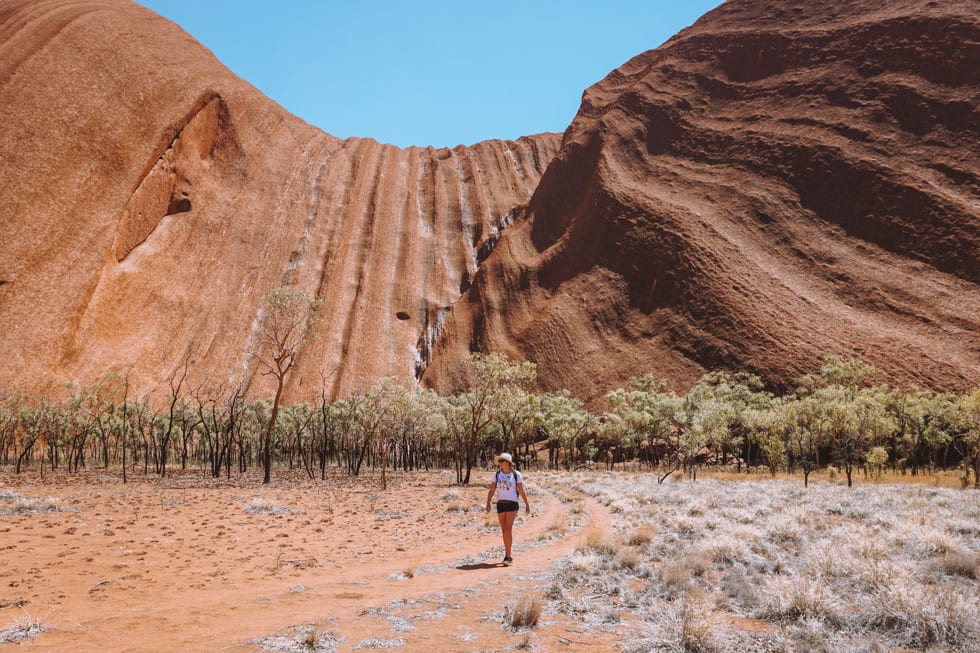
[495,469,523,502]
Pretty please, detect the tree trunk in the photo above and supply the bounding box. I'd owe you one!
[263,377,285,485]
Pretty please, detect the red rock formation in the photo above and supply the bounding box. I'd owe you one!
[424,0,980,398]
[0,0,558,399]
[2,0,977,402]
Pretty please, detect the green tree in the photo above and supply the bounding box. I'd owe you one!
[605,375,682,482]
[254,286,321,484]
[538,391,594,468]
[446,353,536,484]
[887,387,955,476]
[865,446,888,480]
[745,397,786,476]
[783,395,830,488]
[952,389,980,488]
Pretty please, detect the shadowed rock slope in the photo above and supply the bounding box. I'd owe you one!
[424,0,979,399]
[0,0,559,398]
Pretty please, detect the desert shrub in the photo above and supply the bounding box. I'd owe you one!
[706,534,751,565]
[661,564,692,599]
[678,592,717,653]
[766,518,804,547]
[556,475,980,652]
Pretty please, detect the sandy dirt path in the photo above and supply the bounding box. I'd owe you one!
[0,468,615,652]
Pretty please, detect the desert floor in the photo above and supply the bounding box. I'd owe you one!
[1,467,613,653]
[1,468,978,653]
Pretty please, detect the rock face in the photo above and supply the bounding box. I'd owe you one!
[424,0,980,398]
[1,0,977,402]
[0,0,558,399]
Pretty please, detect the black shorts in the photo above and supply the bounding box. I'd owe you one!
[497,500,519,513]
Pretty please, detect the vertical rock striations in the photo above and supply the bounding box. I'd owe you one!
[424,0,980,398]
[0,0,558,399]
[1,0,977,401]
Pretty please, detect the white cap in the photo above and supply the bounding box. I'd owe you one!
[496,453,513,463]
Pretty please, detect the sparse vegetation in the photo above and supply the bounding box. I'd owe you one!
[1,355,975,489]
[548,473,980,652]
[250,624,340,652]
[0,490,69,514]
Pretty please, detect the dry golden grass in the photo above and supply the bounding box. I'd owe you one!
[507,593,544,629]
[699,469,965,488]
[576,526,616,555]
[626,524,656,546]
[546,512,568,536]
[931,550,979,580]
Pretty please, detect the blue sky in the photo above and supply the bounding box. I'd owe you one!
[137,1,721,148]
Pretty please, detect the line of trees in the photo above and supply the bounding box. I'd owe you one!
[0,355,977,488]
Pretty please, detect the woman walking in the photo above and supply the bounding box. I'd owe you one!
[485,453,530,564]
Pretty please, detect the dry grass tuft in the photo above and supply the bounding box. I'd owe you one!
[662,563,693,596]
[618,548,641,571]
[250,624,339,652]
[932,550,979,579]
[576,527,617,555]
[627,524,656,546]
[869,583,977,649]
[547,512,568,535]
[0,612,46,645]
[678,591,718,653]
[507,593,544,630]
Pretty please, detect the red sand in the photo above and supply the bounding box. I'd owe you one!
[0,468,614,652]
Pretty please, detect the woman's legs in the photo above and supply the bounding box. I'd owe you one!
[497,509,518,559]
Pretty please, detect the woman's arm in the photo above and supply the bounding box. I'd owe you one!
[517,482,530,514]
[485,482,496,512]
